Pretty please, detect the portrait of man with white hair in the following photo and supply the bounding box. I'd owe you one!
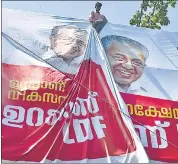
[101,35,149,95]
[42,25,89,74]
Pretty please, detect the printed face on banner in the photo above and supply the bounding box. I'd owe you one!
[39,25,89,74]
[101,35,148,92]
[49,25,88,60]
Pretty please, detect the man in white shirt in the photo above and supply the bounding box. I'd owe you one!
[101,35,149,95]
[42,25,88,74]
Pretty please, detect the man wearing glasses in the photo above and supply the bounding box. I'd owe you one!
[42,25,88,74]
[101,35,149,95]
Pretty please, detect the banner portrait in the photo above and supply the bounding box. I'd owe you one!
[100,23,178,163]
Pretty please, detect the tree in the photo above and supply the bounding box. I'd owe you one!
[130,0,176,30]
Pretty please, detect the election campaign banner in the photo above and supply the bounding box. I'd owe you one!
[100,23,178,162]
[2,8,148,163]
[2,8,178,163]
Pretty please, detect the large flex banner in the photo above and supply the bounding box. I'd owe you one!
[2,8,148,163]
[2,8,178,163]
[100,23,178,163]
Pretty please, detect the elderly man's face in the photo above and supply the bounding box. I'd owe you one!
[107,42,146,86]
[50,29,87,59]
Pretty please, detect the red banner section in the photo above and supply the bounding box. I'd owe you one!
[120,93,178,162]
[2,61,136,162]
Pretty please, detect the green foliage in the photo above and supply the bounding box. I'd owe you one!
[129,0,176,30]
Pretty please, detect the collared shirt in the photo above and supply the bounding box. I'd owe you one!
[116,82,148,96]
[42,50,84,74]
[116,80,178,101]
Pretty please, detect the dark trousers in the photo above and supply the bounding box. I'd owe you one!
[92,21,107,33]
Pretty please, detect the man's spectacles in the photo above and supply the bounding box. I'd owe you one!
[110,54,146,68]
[50,35,86,48]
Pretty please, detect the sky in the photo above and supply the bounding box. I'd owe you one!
[2,1,178,32]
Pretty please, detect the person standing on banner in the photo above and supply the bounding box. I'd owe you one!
[88,2,108,33]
